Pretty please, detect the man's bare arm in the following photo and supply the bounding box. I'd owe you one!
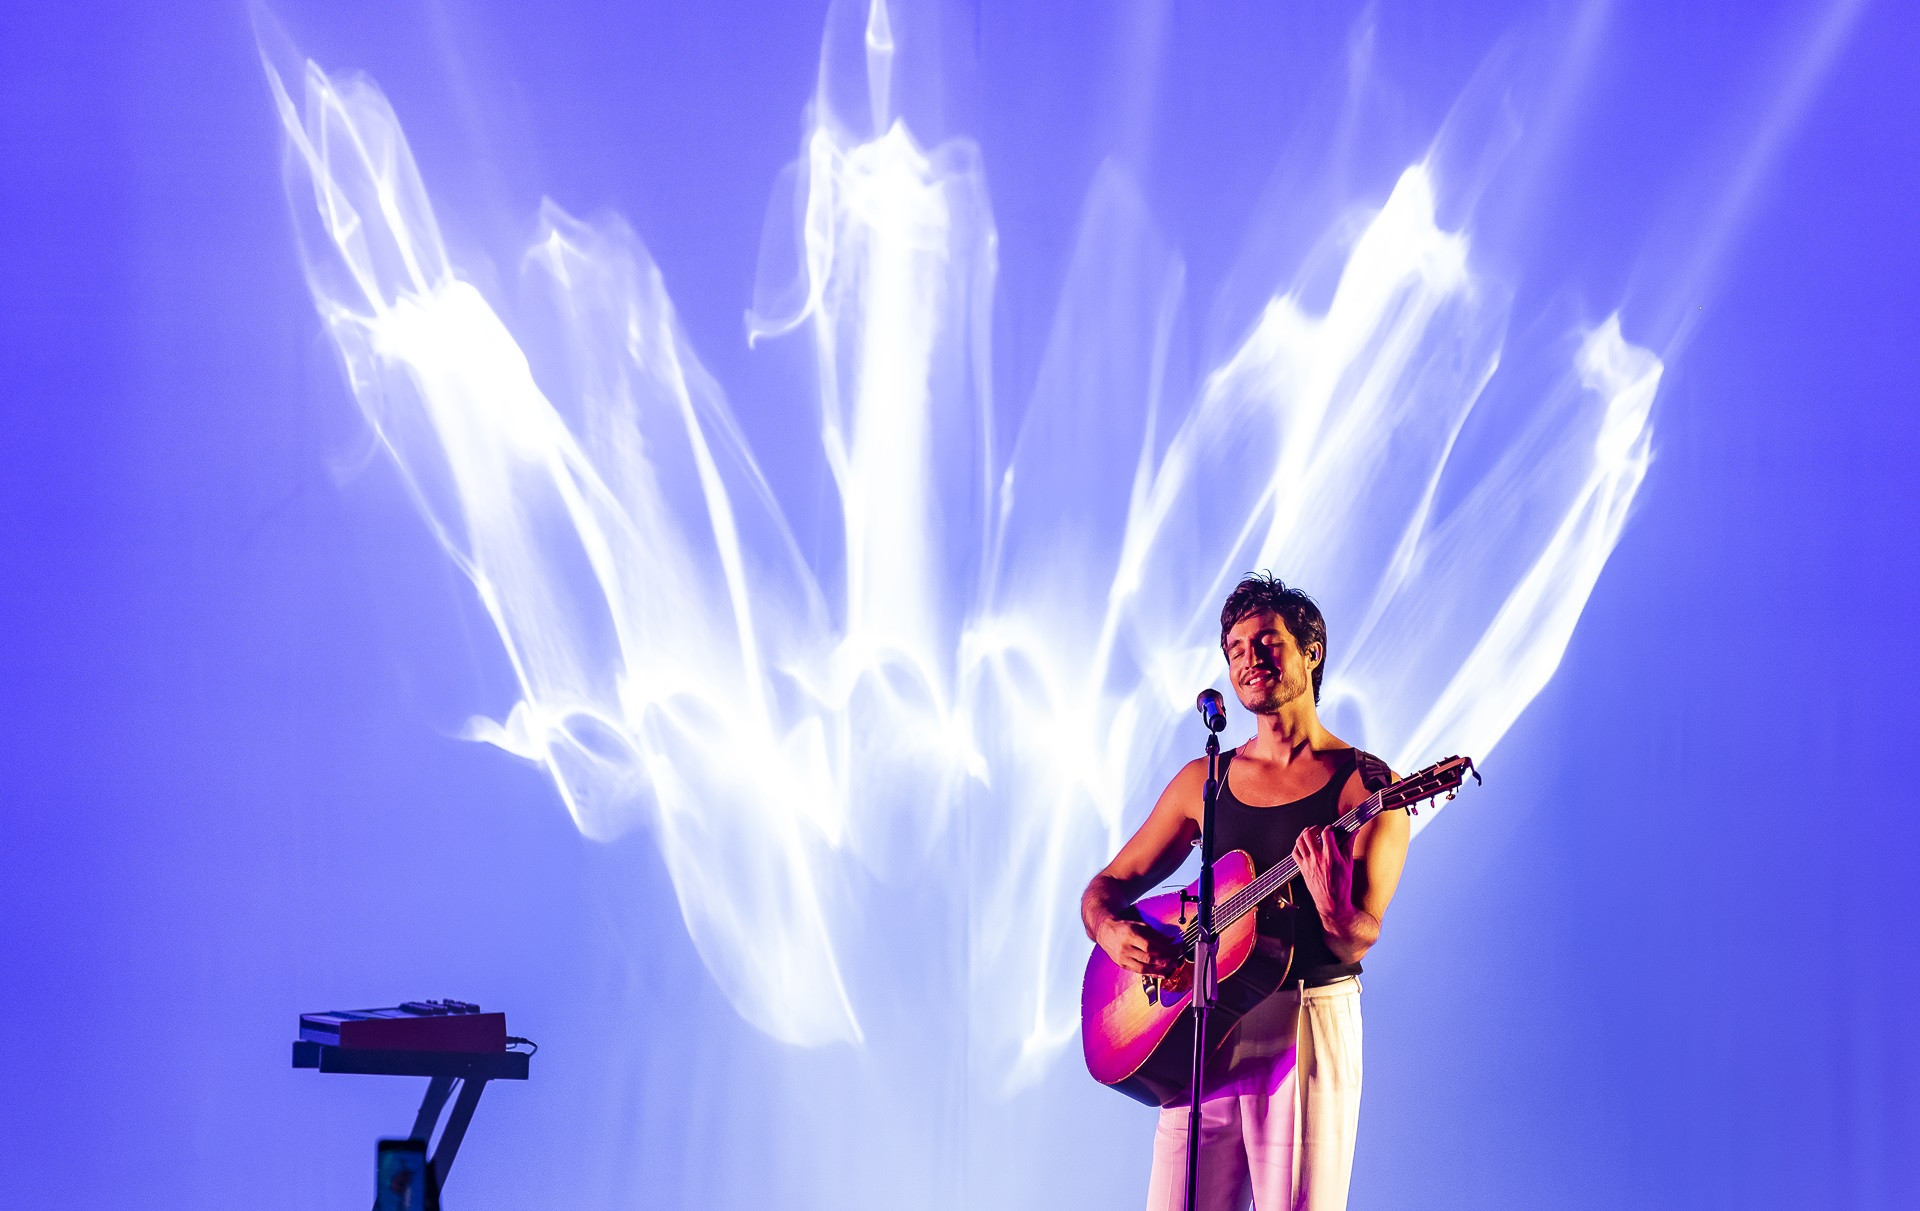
[1294,766,1412,964]
[1080,758,1206,975]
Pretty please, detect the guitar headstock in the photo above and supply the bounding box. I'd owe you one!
[1381,755,1480,817]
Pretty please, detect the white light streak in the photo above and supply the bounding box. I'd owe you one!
[265,1,1659,1082]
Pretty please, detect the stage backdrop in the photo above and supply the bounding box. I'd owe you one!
[2,1,1916,1208]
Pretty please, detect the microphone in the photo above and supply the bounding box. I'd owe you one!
[1195,689,1227,733]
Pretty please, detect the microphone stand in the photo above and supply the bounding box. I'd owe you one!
[1184,715,1225,1211]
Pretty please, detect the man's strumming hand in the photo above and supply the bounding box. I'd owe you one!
[1095,917,1183,977]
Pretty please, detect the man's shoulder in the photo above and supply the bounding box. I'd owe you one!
[1351,749,1394,792]
[1323,747,1393,810]
[1316,737,1393,795]
[1162,754,1213,802]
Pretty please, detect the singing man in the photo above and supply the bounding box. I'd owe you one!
[1080,573,1408,1211]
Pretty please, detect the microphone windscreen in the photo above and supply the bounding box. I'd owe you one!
[1195,689,1227,731]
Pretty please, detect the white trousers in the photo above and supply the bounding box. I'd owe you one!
[1144,977,1363,1211]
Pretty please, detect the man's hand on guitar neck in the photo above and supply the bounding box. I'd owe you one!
[1293,823,1383,965]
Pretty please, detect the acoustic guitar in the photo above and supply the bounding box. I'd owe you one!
[1081,755,1478,1105]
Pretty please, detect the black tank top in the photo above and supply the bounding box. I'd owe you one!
[1211,747,1367,987]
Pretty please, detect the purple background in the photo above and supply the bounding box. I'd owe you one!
[2,0,1916,1206]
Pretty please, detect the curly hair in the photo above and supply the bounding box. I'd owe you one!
[1218,572,1327,703]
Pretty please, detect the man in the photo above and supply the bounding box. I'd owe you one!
[1081,573,1410,1211]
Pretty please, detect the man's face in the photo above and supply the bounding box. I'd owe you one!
[1223,611,1314,715]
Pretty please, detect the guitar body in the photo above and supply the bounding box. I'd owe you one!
[1080,755,1479,1107]
[1080,850,1293,1107]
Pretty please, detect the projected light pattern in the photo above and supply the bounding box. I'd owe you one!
[263,0,1653,1075]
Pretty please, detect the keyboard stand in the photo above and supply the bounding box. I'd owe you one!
[292,1041,531,1198]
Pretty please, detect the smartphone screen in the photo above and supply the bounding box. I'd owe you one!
[376,1139,437,1211]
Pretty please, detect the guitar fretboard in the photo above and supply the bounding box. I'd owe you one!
[1175,755,1473,950]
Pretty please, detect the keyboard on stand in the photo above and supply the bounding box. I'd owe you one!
[299,999,507,1053]
[292,999,533,1200]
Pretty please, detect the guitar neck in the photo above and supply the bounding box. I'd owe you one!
[1209,787,1391,934]
[1178,755,1474,946]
